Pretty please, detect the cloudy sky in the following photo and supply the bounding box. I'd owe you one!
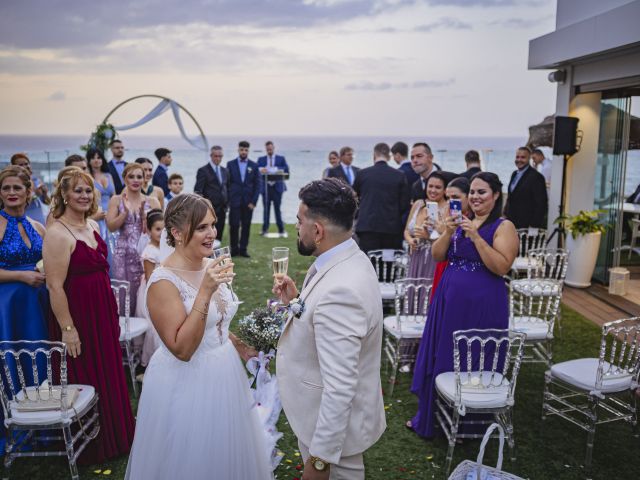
[0,0,558,137]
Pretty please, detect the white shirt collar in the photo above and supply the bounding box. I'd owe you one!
[313,238,355,273]
[400,159,411,166]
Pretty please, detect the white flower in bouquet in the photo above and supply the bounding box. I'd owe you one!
[237,307,287,354]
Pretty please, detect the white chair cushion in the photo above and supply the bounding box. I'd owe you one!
[379,283,395,300]
[550,358,634,393]
[383,315,425,339]
[8,385,96,426]
[436,371,511,409]
[511,279,560,296]
[119,316,150,341]
[512,316,551,341]
[512,257,529,271]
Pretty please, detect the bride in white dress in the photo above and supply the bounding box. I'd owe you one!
[125,194,272,479]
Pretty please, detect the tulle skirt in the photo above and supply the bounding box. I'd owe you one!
[125,340,272,480]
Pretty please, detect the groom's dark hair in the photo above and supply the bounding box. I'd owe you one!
[298,178,357,231]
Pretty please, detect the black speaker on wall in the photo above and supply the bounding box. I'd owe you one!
[553,116,579,155]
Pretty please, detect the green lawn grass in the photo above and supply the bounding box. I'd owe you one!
[6,224,640,479]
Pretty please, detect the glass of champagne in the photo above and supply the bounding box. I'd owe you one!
[272,247,289,284]
[212,246,243,305]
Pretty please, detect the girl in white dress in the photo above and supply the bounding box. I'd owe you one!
[135,208,164,366]
[126,194,271,480]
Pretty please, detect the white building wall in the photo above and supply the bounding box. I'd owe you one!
[556,0,636,29]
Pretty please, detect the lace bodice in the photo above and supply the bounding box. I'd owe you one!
[146,265,238,356]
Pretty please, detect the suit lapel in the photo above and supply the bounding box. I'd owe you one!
[281,242,361,335]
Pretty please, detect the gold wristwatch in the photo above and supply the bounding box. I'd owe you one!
[309,456,329,472]
[62,325,74,331]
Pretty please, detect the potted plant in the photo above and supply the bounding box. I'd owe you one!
[555,210,609,288]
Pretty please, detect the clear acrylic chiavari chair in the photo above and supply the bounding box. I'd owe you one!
[434,329,526,476]
[0,340,100,480]
[382,278,431,396]
[542,317,640,475]
[110,279,150,397]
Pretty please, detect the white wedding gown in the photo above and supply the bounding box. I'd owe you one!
[125,266,272,480]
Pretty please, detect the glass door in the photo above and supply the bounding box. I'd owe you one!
[593,96,631,283]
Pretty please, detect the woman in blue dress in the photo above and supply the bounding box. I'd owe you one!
[0,166,49,384]
[408,172,519,437]
[87,148,114,241]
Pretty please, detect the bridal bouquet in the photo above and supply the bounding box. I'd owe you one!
[237,306,287,354]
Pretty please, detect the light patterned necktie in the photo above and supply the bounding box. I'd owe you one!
[302,264,318,289]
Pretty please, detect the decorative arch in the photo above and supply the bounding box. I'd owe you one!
[86,94,209,155]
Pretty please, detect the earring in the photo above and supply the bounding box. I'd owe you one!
[177,239,182,246]
[63,198,68,205]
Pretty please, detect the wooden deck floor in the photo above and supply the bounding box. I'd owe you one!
[562,286,630,327]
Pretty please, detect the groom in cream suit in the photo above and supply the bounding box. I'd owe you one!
[274,178,386,480]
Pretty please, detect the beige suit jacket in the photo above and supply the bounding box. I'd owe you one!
[276,241,386,464]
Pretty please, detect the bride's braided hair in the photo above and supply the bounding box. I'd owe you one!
[164,193,216,247]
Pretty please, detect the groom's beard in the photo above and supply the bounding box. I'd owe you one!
[297,237,315,256]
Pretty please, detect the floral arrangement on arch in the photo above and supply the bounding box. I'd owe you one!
[81,123,118,154]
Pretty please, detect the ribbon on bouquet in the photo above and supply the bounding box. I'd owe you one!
[245,350,276,390]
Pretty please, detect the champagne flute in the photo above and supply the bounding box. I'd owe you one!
[212,246,243,305]
[272,247,289,305]
[272,247,289,283]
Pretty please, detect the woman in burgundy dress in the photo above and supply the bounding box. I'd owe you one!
[43,168,134,463]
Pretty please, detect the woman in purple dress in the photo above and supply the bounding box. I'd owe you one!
[106,163,161,315]
[408,172,519,437]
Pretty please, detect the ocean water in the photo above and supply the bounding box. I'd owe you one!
[1,134,638,224]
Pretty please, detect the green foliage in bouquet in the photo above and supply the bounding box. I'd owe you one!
[237,306,287,353]
[554,209,610,239]
[81,123,118,154]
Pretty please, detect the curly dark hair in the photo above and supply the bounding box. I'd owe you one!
[298,178,358,231]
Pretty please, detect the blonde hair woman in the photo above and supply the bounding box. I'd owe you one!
[43,168,135,462]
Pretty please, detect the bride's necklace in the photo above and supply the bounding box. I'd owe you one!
[173,248,206,271]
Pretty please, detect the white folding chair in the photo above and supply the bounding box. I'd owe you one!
[367,249,407,306]
[542,317,640,474]
[110,279,150,398]
[509,279,561,367]
[383,278,431,396]
[511,228,547,277]
[0,341,100,480]
[435,329,526,476]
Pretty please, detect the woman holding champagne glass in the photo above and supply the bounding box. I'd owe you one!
[126,193,270,479]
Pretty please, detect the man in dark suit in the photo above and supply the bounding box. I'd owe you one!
[107,139,127,194]
[194,146,230,240]
[257,140,290,236]
[504,147,548,229]
[460,149,482,180]
[227,140,260,257]
[326,146,360,187]
[392,141,420,186]
[353,143,410,252]
[410,142,441,201]
[152,147,172,196]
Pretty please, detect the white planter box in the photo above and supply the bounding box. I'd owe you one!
[565,232,602,288]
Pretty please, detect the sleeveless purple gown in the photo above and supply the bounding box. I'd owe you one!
[410,218,508,438]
